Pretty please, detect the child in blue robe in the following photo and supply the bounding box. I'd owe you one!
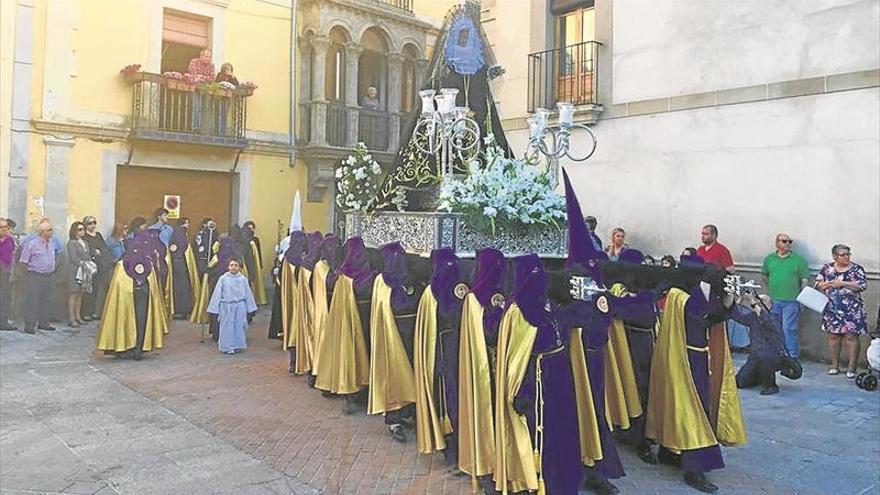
[208,258,257,355]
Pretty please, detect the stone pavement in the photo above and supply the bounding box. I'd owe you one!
[2,309,878,495]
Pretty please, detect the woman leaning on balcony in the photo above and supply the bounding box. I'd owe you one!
[216,63,239,87]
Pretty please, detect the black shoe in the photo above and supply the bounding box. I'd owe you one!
[636,445,658,465]
[0,324,17,331]
[342,399,360,415]
[37,324,56,331]
[760,385,779,396]
[684,473,718,493]
[658,449,681,467]
[133,349,144,361]
[389,424,407,442]
[582,477,620,495]
[307,375,317,388]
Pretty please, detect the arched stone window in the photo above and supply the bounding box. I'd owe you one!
[358,27,390,110]
[400,44,420,114]
[326,26,349,102]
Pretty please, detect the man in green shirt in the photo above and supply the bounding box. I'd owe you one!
[762,233,811,358]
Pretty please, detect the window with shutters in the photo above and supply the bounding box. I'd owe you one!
[161,9,212,74]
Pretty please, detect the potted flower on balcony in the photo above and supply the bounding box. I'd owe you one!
[198,82,233,98]
[161,72,198,92]
[238,81,258,97]
[119,64,143,83]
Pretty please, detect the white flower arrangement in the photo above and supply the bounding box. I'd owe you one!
[438,134,566,234]
[335,142,386,212]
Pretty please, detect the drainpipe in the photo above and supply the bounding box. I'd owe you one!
[289,0,297,167]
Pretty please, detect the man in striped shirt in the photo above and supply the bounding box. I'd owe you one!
[20,218,57,334]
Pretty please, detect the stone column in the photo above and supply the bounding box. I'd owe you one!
[42,136,75,227]
[309,36,330,147]
[344,42,364,148]
[386,53,403,152]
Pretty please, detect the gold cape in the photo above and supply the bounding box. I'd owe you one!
[645,288,747,452]
[413,286,451,454]
[189,241,219,324]
[367,275,417,415]
[97,263,166,352]
[163,251,172,326]
[280,261,297,350]
[291,266,315,374]
[310,260,331,377]
[568,327,603,467]
[166,244,202,317]
[493,303,539,494]
[458,293,496,478]
[250,240,268,305]
[313,274,370,394]
[603,284,643,430]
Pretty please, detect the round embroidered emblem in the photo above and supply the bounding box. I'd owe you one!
[169,244,178,252]
[490,293,505,308]
[596,295,609,314]
[134,263,145,274]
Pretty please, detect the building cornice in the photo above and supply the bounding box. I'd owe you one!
[303,0,437,32]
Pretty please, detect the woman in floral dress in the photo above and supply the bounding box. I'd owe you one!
[814,244,868,378]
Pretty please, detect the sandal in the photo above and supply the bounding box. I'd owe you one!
[828,368,839,375]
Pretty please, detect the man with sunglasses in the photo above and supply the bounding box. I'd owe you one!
[762,233,811,358]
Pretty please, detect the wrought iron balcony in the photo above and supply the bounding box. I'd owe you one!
[372,0,413,13]
[527,41,602,113]
[128,73,250,148]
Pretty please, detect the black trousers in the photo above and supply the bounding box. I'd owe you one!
[82,267,110,318]
[0,270,11,324]
[134,281,150,353]
[736,355,780,389]
[24,272,53,330]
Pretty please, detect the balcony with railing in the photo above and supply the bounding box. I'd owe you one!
[527,41,602,117]
[127,73,251,148]
[371,0,413,13]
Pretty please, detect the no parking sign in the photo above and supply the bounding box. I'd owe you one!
[164,195,181,219]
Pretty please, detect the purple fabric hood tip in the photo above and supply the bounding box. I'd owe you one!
[339,236,374,289]
[511,253,549,328]
[562,168,604,286]
[217,235,243,275]
[319,234,342,269]
[303,231,324,270]
[284,231,307,266]
[431,248,460,316]
[380,241,409,307]
[470,247,506,307]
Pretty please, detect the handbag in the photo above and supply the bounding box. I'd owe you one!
[796,286,829,314]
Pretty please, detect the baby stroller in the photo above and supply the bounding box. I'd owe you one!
[855,310,879,391]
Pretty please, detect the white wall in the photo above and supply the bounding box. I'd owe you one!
[505,87,880,275]
[612,0,880,103]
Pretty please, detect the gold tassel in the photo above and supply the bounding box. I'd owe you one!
[471,476,479,494]
[441,416,453,435]
[533,450,541,470]
[537,479,546,495]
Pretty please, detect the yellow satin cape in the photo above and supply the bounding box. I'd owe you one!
[189,241,219,324]
[310,260,331,377]
[292,266,315,374]
[645,288,747,452]
[367,275,417,415]
[568,327,603,467]
[708,322,748,446]
[493,303,539,494]
[414,286,450,454]
[166,245,202,318]
[97,263,166,352]
[280,261,297,350]
[458,293,496,479]
[163,251,172,326]
[603,284,643,430]
[250,240,268,305]
[313,275,370,394]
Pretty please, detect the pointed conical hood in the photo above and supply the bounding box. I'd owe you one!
[562,168,603,286]
[290,190,303,232]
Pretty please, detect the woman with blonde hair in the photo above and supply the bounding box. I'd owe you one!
[605,227,628,261]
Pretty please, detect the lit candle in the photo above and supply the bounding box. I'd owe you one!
[557,102,574,126]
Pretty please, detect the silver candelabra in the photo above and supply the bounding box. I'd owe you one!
[525,102,598,188]
[412,88,481,179]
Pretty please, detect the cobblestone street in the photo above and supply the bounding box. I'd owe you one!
[2,310,878,495]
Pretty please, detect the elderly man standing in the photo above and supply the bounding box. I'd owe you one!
[0,218,17,330]
[762,233,811,358]
[20,219,57,334]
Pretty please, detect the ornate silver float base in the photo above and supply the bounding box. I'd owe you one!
[344,211,567,258]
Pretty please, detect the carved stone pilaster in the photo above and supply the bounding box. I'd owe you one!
[310,36,331,102]
[309,100,328,146]
[307,161,336,202]
[344,42,364,107]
